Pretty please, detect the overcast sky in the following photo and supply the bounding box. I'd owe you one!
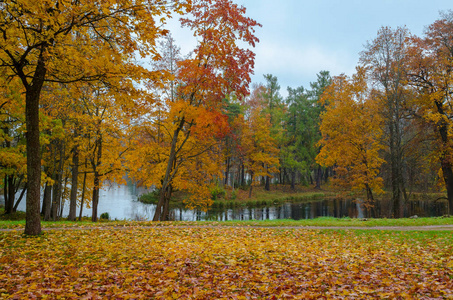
[167,0,452,98]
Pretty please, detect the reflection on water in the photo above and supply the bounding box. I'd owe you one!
[2,183,449,221]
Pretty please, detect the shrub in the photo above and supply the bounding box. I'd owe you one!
[139,190,160,204]
[210,185,226,200]
[100,212,110,220]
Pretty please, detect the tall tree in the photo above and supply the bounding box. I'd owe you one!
[407,11,453,215]
[360,26,411,217]
[262,74,285,190]
[317,69,385,215]
[0,0,184,234]
[308,71,332,189]
[240,103,279,198]
[132,0,260,221]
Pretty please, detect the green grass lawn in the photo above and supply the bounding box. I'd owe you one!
[1,214,452,230]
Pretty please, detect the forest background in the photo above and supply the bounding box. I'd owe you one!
[2,0,453,235]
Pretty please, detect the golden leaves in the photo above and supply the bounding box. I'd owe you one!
[1,228,452,299]
[317,70,385,198]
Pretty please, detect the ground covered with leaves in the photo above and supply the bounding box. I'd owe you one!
[1,227,452,299]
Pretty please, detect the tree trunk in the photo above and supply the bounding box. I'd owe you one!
[13,185,27,213]
[51,176,61,221]
[92,171,100,222]
[290,170,296,190]
[265,173,270,191]
[79,170,87,221]
[224,158,230,186]
[241,163,245,187]
[315,165,322,189]
[43,183,52,221]
[4,175,15,214]
[24,53,46,235]
[68,143,79,221]
[153,120,184,221]
[365,183,375,218]
[434,101,453,215]
[91,136,102,222]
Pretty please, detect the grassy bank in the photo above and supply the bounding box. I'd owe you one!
[1,211,452,230]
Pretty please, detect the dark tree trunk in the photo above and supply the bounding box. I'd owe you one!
[43,183,52,221]
[153,119,184,221]
[315,165,322,189]
[91,136,102,222]
[13,185,27,212]
[79,170,87,221]
[92,171,100,222]
[241,163,245,187]
[4,175,15,214]
[51,176,61,221]
[68,143,79,221]
[290,170,296,190]
[265,174,270,191]
[433,100,453,215]
[224,158,230,186]
[365,183,375,218]
[24,52,46,235]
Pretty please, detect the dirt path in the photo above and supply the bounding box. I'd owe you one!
[1,224,453,232]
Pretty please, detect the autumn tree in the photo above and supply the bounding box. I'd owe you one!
[0,0,185,234]
[317,69,385,215]
[407,10,453,214]
[360,26,412,217]
[240,104,279,198]
[140,0,260,221]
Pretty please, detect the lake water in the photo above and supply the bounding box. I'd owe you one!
[2,183,449,220]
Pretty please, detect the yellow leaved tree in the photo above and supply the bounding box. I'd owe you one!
[0,0,187,234]
[316,69,385,215]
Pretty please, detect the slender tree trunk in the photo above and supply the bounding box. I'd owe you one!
[241,163,245,187]
[315,165,322,189]
[365,183,375,218]
[43,183,52,221]
[68,142,79,221]
[92,171,100,222]
[224,158,230,186]
[51,177,60,221]
[291,170,296,190]
[265,173,270,191]
[91,136,102,222]
[13,185,27,212]
[3,176,8,212]
[5,175,15,214]
[153,120,184,221]
[248,172,254,198]
[79,170,87,221]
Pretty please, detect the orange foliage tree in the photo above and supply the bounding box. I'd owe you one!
[407,11,453,214]
[130,0,260,221]
[317,69,385,215]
